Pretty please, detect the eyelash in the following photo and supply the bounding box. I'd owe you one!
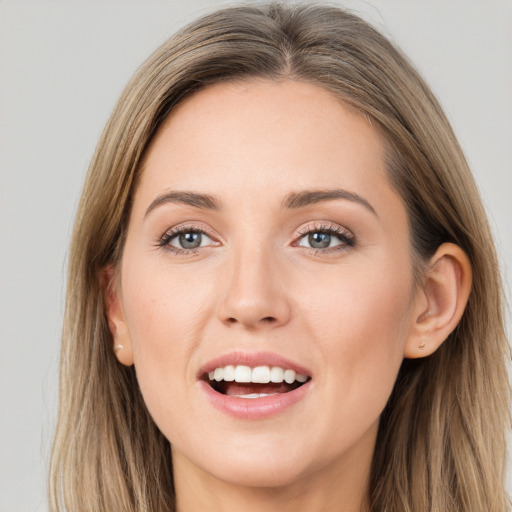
[293,223,355,254]
[157,222,355,255]
[157,224,219,255]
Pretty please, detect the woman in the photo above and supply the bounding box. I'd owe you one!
[49,3,510,511]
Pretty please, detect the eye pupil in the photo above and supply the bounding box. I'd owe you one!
[309,232,331,248]
[179,232,202,249]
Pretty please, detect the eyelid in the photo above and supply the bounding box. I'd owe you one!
[291,221,356,251]
[293,221,354,240]
[161,221,217,237]
[156,220,355,255]
[157,222,221,250]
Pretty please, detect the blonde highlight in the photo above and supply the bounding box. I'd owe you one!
[50,3,511,511]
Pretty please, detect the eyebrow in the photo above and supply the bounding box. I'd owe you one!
[282,189,377,215]
[144,188,376,218]
[145,191,221,218]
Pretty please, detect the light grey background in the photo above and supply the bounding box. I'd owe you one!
[1,1,511,510]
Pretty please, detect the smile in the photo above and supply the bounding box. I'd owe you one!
[199,353,312,418]
[206,365,309,398]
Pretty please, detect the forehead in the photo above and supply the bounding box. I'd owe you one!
[137,79,399,215]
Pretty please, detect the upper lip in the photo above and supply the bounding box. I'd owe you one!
[197,351,312,379]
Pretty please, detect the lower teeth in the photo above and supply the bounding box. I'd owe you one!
[238,393,279,399]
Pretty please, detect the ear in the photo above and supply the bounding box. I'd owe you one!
[404,243,472,359]
[101,265,134,366]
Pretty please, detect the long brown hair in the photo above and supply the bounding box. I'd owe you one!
[50,3,511,511]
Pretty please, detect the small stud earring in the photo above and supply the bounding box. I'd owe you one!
[419,341,426,350]
[114,344,124,353]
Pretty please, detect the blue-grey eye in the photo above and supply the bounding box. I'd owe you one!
[308,232,331,248]
[297,228,353,250]
[169,231,213,249]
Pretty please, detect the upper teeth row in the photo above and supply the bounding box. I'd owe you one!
[207,365,308,384]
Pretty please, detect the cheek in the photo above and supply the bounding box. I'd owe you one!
[123,256,214,349]
[290,268,413,472]
[120,261,208,401]
[306,259,413,348]
[303,259,413,418]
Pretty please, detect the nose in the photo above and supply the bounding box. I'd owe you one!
[217,246,291,330]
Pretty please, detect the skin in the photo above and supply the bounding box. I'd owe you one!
[106,80,471,512]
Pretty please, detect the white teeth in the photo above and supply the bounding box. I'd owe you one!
[206,364,309,384]
[252,366,271,383]
[234,365,252,383]
[223,365,235,382]
[284,369,296,384]
[238,393,279,399]
[270,366,284,383]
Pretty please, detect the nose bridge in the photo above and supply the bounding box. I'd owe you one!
[217,238,290,329]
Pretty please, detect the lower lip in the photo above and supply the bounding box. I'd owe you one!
[199,380,311,419]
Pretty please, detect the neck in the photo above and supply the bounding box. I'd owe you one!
[172,425,376,512]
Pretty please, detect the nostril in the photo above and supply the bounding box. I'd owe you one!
[225,316,276,325]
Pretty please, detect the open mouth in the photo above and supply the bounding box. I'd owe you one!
[205,365,311,399]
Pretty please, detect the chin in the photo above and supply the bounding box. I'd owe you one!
[172,432,315,489]
[203,455,310,489]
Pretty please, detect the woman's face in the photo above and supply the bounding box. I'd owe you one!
[113,80,423,489]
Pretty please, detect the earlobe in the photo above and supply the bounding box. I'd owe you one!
[101,265,134,366]
[404,243,472,359]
